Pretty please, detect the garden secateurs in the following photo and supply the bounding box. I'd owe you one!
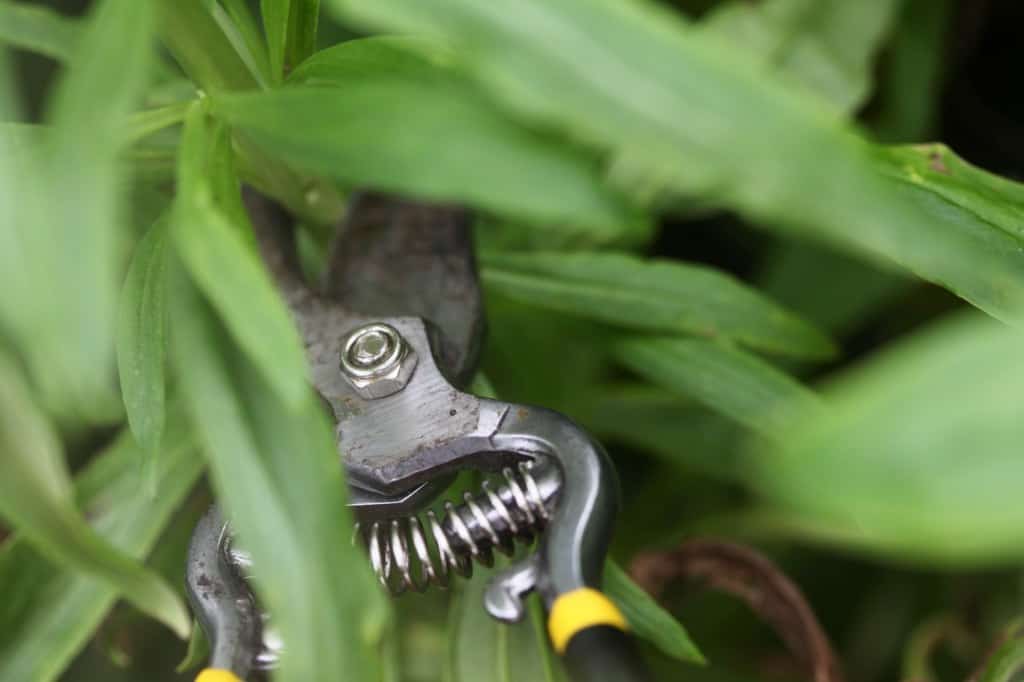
[185,192,651,682]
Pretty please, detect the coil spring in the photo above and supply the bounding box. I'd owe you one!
[359,461,552,595]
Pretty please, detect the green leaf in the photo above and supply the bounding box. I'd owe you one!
[177,620,211,673]
[0,419,201,682]
[702,0,901,113]
[446,559,564,682]
[877,144,1024,244]
[976,632,1024,682]
[615,337,820,437]
[871,0,955,142]
[217,0,273,85]
[172,102,308,408]
[750,313,1024,565]
[575,386,742,481]
[0,0,154,422]
[214,38,640,235]
[116,215,170,485]
[758,241,908,334]
[157,0,256,92]
[0,1,80,62]
[262,0,290,82]
[170,273,387,681]
[605,561,704,664]
[0,354,191,641]
[286,0,320,72]
[329,0,1024,322]
[481,251,836,360]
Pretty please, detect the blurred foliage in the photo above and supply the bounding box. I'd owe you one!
[2,0,1024,681]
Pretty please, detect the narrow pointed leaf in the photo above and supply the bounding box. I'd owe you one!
[214,38,640,235]
[117,215,170,467]
[261,0,290,82]
[0,0,154,422]
[0,354,190,639]
[172,103,308,407]
[286,0,320,70]
[615,337,820,437]
[702,0,901,113]
[481,251,836,360]
[170,275,387,681]
[605,561,704,664]
[331,0,1024,322]
[0,1,80,62]
[0,416,202,682]
[751,313,1024,565]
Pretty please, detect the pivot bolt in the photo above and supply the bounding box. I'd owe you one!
[339,323,418,399]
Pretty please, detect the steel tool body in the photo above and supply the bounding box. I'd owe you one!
[186,192,650,682]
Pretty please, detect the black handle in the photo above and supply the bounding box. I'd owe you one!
[563,626,653,682]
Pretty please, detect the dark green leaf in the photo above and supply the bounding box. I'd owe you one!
[750,313,1024,565]
[170,274,387,681]
[286,0,320,72]
[172,102,308,408]
[702,0,901,113]
[481,251,836,360]
[214,38,641,235]
[615,337,820,437]
[0,354,190,640]
[116,215,170,482]
[576,386,742,481]
[330,0,1024,322]
[871,0,955,142]
[758,241,908,334]
[605,561,704,664]
[0,1,80,62]
[262,0,290,82]
[976,631,1024,682]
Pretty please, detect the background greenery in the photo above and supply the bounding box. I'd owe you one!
[2,0,1024,680]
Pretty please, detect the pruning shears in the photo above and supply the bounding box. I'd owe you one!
[185,192,651,682]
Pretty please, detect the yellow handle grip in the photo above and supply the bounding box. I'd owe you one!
[195,669,242,682]
[547,588,629,654]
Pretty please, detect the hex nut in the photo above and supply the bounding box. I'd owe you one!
[339,323,418,399]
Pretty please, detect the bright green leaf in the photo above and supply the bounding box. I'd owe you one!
[216,0,273,85]
[214,38,641,235]
[605,561,704,664]
[158,0,256,92]
[330,0,1024,322]
[170,274,387,681]
[877,144,1024,244]
[0,0,154,423]
[615,337,820,437]
[0,1,80,62]
[702,0,901,113]
[481,251,836,360]
[0,354,190,640]
[172,102,308,408]
[116,215,170,485]
[750,313,1024,565]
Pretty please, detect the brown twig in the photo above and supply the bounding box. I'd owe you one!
[629,538,844,682]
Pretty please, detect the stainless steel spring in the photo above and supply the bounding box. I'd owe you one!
[359,461,555,595]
